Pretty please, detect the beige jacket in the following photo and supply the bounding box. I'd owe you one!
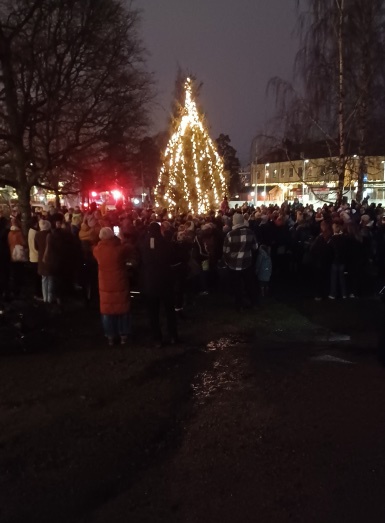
[28,228,39,263]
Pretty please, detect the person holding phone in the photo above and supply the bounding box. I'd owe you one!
[93,227,133,346]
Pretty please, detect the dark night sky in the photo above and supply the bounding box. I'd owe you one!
[135,0,299,164]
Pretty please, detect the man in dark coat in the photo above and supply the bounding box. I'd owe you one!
[140,222,178,346]
[34,220,54,303]
[47,220,80,304]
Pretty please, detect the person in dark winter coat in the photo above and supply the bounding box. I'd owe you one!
[255,245,272,297]
[140,222,178,346]
[34,220,54,303]
[0,216,10,301]
[329,222,347,299]
[375,215,385,280]
[310,220,333,300]
[345,222,366,298]
[46,220,81,305]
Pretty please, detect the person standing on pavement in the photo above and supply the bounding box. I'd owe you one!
[79,213,100,304]
[93,227,132,346]
[310,220,333,301]
[8,218,27,297]
[223,212,258,308]
[35,220,54,303]
[328,221,348,299]
[28,217,42,300]
[255,244,272,298]
[46,219,80,307]
[140,222,179,347]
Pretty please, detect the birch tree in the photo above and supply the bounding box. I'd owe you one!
[268,0,385,203]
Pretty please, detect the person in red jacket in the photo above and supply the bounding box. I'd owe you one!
[93,227,132,346]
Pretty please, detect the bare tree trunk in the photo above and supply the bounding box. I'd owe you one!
[337,0,346,204]
[357,85,369,203]
[55,192,61,209]
[0,30,30,235]
[17,185,31,238]
[355,2,371,203]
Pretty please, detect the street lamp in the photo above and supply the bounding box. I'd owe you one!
[265,163,269,202]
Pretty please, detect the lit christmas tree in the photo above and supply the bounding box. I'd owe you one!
[155,78,227,214]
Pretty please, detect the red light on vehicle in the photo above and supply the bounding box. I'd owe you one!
[91,191,97,197]
[112,190,122,200]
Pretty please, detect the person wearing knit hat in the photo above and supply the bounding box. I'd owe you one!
[99,227,114,240]
[361,214,373,227]
[223,211,258,308]
[39,219,51,231]
[93,225,132,346]
[232,212,245,228]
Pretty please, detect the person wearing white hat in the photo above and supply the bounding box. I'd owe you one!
[93,227,132,346]
[223,212,258,308]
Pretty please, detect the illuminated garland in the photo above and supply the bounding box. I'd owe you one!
[155,78,227,214]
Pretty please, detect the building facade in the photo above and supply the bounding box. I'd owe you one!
[250,155,385,205]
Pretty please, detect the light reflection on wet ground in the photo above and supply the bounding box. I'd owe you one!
[205,335,247,352]
[192,336,248,405]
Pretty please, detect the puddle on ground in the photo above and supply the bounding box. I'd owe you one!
[192,363,240,405]
[193,336,248,405]
[205,335,247,352]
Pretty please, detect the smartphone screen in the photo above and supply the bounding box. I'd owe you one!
[113,226,119,236]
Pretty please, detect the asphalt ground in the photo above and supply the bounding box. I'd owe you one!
[0,280,384,523]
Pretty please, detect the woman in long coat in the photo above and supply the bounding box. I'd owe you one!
[93,227,131,346]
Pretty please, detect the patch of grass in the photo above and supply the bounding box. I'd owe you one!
[178,294,326,347]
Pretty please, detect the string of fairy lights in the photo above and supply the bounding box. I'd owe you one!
[154,78,227,214]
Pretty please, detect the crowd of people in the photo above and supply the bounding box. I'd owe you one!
[0,195,384,346]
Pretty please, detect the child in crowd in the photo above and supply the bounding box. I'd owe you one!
[255,245,272,297]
